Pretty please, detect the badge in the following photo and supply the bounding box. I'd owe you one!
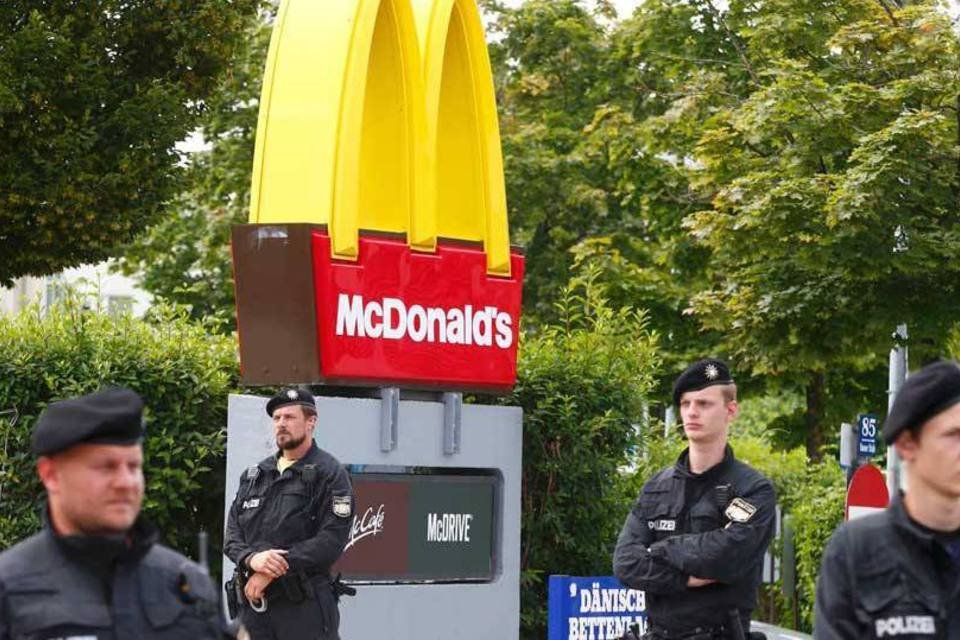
[242,498,261,510]
[333,495,353,518]
[286,389,299,400]
[724,497,757,523]
[705,364,720,380]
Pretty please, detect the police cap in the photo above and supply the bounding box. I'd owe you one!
[265,387,316,417]
[883,360,960,444]
[31,387,145,456]
[672,358,735,406]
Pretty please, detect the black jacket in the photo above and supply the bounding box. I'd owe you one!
[814,498,960,639]
[0,518,221,639]
[613,446,776,634]
[223,441,353,640]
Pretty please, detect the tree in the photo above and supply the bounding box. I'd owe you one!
[683,0,960,457]
[0,1,259,286]
[497,276,660,638]
[119,11,272,327]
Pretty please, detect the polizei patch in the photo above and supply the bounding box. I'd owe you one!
[724,497,757,523]
[648,519,676,532]
[241,498,261,510]
[875,615,936,637]
[333,495,353,518]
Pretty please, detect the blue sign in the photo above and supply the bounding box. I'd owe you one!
[547,575,647,640]
[857,413,878,458]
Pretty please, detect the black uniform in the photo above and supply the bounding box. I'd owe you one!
[0,517,222,639]
[224,441,353,640]
[814,498,960,639]
[613,446,776,639]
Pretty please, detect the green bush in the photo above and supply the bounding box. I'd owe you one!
[499,281,661,639]
[0,296,238,562]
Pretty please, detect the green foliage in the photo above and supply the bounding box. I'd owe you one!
[119,7,274,328]
[681,1,960,453]
[500,278,661,638]
[0,0,259,286]
[0,293,238,560]
[787,463,846,630]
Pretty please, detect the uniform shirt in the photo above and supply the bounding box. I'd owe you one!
[224,441,353,577]
[224,441,353,640]
[613,446,777,633]
[815,498,960,639]
[0,517,222,640]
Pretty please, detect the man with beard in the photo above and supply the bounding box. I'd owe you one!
[814,360,960,638]
[613,359,776,640]
[0,387,225,639]
[224,388,354,640]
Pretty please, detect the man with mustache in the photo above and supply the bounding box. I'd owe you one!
[613,359,776,640]
[224,388,353,640]
[0,386,225,639]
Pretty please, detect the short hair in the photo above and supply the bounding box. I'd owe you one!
[720,383,738,403]
[301,405,317,420]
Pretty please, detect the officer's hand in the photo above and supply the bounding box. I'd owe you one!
[245,572,273,601]
[248,549,289,578]
[686,576,717,587]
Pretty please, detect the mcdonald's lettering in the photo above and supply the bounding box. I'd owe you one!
[335,295,514,349]
[231,0,524,391]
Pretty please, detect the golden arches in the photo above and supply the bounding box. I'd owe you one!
[249,0,511,277]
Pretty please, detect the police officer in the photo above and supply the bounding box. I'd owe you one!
[613,359,777,640]
[224,388,354,640]
[814,360,960,638]
[0,386,224,639]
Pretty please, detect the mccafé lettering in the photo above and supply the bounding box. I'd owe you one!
[345,503,385,551]
[336,294,514,348]
[426,512,474,543]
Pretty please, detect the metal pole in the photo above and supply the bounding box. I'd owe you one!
[886,324,908,498]
[664,405,676,438]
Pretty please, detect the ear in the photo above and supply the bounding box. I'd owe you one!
[894,431,919,462]
[36,456,59,494]
[727,400,740,421]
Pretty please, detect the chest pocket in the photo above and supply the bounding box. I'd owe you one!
[639,488,681,542]
[139,569,217,638]
[689,497,723,534]
[856,567,942,639]
[6,575,111,640]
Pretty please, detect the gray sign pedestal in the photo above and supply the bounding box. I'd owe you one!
[224,393,522,639]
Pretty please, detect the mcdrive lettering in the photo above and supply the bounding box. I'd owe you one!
[336,294,514,348]
[427,513,473,543]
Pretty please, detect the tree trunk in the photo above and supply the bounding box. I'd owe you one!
[805,371,826,461]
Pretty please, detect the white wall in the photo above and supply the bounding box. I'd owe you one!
[0,262,151,317]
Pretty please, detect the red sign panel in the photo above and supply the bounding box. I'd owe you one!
[312,231,524,391]
[846,463,890,521]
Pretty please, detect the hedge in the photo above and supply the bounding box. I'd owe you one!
[0,296,238,563]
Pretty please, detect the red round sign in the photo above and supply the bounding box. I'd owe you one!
[845,463,890,521]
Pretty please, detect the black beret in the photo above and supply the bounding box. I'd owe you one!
[883,360,960,444]
[31,387,145,456]
[672,358,735,405]
[265,387,316,417]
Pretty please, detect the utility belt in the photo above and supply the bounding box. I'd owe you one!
[646,611,748,640]
[645,625,728,640]
[225,569,356,617]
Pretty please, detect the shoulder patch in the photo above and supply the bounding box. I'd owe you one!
[725,497,758,523]
[332,495,352,518]
[245,465,260,480]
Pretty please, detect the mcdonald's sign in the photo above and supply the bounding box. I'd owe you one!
[231,0,524,392]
